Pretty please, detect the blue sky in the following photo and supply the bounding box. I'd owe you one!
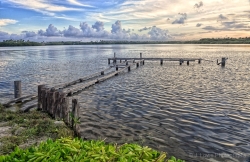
[0,0,250,41]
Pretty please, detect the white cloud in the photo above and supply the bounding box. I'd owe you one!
[0,19,18,26]
[67,0,93,7]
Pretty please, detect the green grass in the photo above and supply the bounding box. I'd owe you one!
[0,104,74,155]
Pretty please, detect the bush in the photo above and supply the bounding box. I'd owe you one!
[0,137,185,162]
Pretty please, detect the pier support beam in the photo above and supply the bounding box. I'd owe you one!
[187,61,189,66]
[14,81,21,98]
[160,59,163,65]
[38,85,45,110]
[221,57,226,67]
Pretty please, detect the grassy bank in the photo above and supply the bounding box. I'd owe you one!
[0,104,185,162]
[0,104,74,155]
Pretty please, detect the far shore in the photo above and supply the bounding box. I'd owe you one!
[1,37,250,47]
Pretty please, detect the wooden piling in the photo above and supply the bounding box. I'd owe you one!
[136,62,139,68]
[198,59,201,64]
[38,85,45,110]
[14,81,21,98]
[116,65,118,71]
[126,61,128,65]
[62,95,69,125]
[143,60,144,65]
[128,66,131,72]
[49,89,56,117]
[179,60,182,65]
[160,59,163,65]
[187,61,189,65]
[221,57,226,67]
[140,53,142,59]
[108,59,110,64]
[41,88,47,112]
[101,71,104,75]
[72,99,80,137]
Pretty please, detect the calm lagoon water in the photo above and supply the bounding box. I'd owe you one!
[0,44,250,162]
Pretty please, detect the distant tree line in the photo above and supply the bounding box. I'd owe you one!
[1,37,250,46]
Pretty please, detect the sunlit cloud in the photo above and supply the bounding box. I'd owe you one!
[0,19,18,26]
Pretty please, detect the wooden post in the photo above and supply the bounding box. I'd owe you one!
[160,59,163,65]
[72,99,80,137]
[108,59,110,64]
[49,89,56,117]
[54,91,60,119]
[113,53,116,64]
[116,65,118,71]
[140,53,142,59]
[217,59,218,64]
[14,81,21,98]
[143,60,144,65]
[136,62,139,68]
[179,60,182,65]
[187,61,189,65]
[128,66,131,72]
[46,89,51,113]
[38,85,45,110]
[120,60,122,63]
[63,96,69,125]
[221,57,226,67]
[41,88,47,112]
[101,71,104,75]
[198,59,201,64]
[126,61,128,65]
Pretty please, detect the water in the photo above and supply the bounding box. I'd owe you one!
[0,44,250,162]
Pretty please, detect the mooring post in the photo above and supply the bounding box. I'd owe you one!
[160,59,163,65]
[128,66,131,72]
[187,61,189,66]
[14,81,21,98]
[140,53,142,59]
[114,52,116,64]
[38,85,45,110]
[221,57,226,67]
[101,71,104,75]
[198,59,201,64]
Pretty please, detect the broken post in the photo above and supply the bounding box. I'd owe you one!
[14,81,21,98]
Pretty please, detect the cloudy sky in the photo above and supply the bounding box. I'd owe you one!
[0,0,250,41]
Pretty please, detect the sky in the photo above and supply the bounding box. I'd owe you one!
[0,0,250,42]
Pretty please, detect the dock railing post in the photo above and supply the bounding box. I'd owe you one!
[38,85,45,110]
[14,81,21,98]
[114,52,116,64]
[221,57,226,67]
